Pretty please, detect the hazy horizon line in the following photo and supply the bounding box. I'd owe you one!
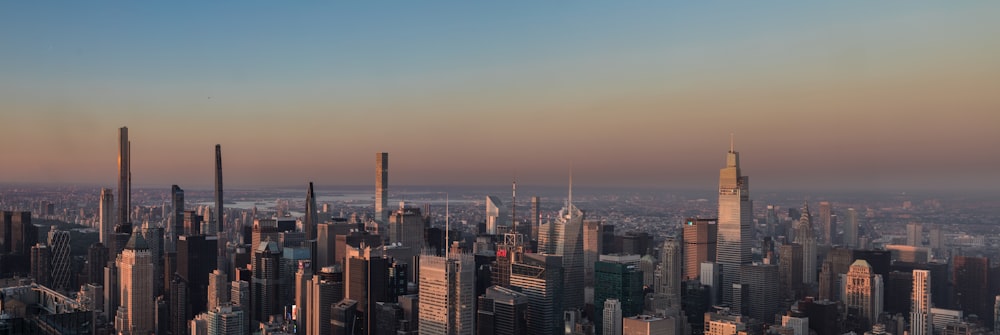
[2,181,998,196]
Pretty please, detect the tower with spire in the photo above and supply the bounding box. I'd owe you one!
[538,170,585,310]
[305,182,318,240]
[716,135,753,308]
[796,202,818,285]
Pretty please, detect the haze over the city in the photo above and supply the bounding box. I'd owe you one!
[2,2,999,190]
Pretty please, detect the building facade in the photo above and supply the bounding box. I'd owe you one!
[419,253,476,335]
[716,140,753,307]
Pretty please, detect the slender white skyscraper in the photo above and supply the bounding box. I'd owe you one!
[911,270,932,335]
[716,136,752,307]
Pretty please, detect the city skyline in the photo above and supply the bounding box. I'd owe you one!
[2,2,999,191]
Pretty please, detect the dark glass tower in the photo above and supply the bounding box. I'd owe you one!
[594,260,644,333]
[305,182,318,240]
[177,234,218,317]
[252,240,282,324]
[171,185,184,246]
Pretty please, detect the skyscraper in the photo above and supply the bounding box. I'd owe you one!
[117,230,154,335]
[477,285,529,335]
[659,238,682,309]
[345,245,409,333]
[208,269,230,312]
[419,252,476,335]
[141,224,164,297]
[953,256,991,330]
[741,264,780,322]
[376,152,389,224]
[86,242,109,285]
[100,188,114,245]
[779,243,803,301]
[684,218,718,281]
[993,296,999,335]
[309,265,345,335]
[252,240,282,325]
[178,234,219,317]
[30,243,51,286]
[206,303,246,335]
[530,196,540,242]
[215,144,227,274]
[171,185,184,243]
[230,280,251,335]
[796,203,817,285]
[766,205,779,238]
[486,196,506,235]
[844,208,859,249]
[118,126,131,234]
[818,202,833,245]
[911,270,932,335]
[843,260,883,330]
[171,275,190,335]
[304,182,318,240]
[47,226,71,291]
[537,175,585,310]
[214,144,224,234]
[907,223,923,247]
[716,138,752,307]
[594,260,644,334]
[2,211,31,255]
[584,220,602,290]
[509,253,563,335]
[293,261,312,334]
[493,233,528,290]
[603,299,623,335]
[388,205,426,251]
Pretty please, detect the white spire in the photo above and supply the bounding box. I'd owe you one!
[568,167,573,209]
[730,133,735,153]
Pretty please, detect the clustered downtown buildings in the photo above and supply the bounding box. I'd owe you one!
[0,127,998,335]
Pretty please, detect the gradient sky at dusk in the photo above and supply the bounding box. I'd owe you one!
[2,2,999,191]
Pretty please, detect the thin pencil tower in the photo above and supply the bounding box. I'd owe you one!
[215,144,226,273]
[215,144,223,235]
[117,126,131,233]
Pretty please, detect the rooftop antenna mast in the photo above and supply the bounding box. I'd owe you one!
[730,133,735,153]
[568,165,573,211]
[512,176,517,233]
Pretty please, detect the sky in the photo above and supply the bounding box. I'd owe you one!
[1,2,999,191]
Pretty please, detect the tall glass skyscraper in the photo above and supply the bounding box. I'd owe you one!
[716,139,752,307]
[538,176,585,311]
